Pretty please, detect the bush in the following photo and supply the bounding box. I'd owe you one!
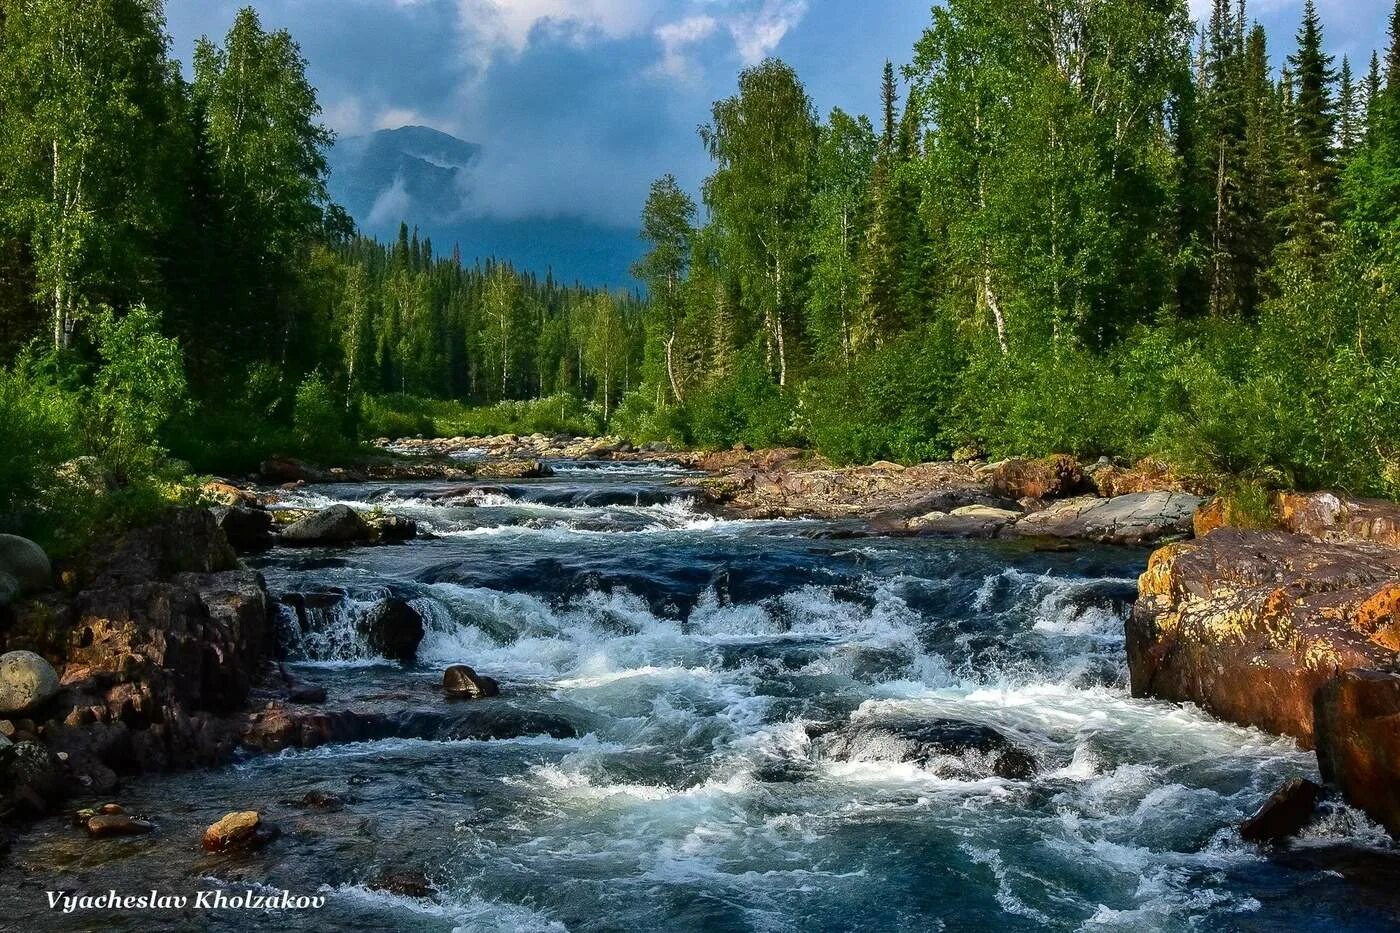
[0,350,80,522]
[688,352,799,450]
[293,372,354,458]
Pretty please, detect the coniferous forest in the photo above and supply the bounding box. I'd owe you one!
[5,0,1400,548]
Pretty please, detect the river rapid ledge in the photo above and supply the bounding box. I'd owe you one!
[2,439,1400,930]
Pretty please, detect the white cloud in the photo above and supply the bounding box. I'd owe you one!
[724,0,807,64]
[374,106,430,130]
[654,14,719,78]
[459,0,658,55]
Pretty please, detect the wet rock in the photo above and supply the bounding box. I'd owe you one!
[202,810,277,852]
[1315,670,1400,838]
[989,455,1086,501]
[298,790,343,811]
[288,684,327,705]
[1013,492,1201,546]
[361,598,424,663]
[212,506,274,553]
[200,481,260,508]
[86,813,155,838]
[279,505,372,546]
[369,514,417,543]
[242,706,392,753]
[368,870,433,898]
[1129,529,1400,746]
[1240,778,1322,843]
[474,458,554,479]
[815,718,1038,780]
[0,740,63,814]
[443,664,500,700]
[0,651,60,715]
[903,505,1020,539]
[0,534,51,599]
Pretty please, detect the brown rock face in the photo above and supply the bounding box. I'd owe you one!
[443,665,500,700]
[1274,492,1400,549]
[1128,529,1400,746]
[1314,670,1400,837]
[990,456,1086,501]
[85,813,155,838]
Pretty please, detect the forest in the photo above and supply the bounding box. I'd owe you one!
[3,0,1400,549]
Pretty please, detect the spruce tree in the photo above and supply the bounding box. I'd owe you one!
[1279,0,1337,264]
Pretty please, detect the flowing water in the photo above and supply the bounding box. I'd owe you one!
[6,461,1400,931]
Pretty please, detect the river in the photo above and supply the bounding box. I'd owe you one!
[5,459,1400,931]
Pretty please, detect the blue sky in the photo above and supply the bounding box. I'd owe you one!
[165,1,1396,229]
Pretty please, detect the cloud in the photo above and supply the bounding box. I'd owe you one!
[724,0,808,65]
[654,15,719,79]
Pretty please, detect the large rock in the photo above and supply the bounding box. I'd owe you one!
[1013,492,1201,546]
[212,506,274,553]
[902,505,1021,539]
[85,508,238,589]
[360,598,424,663]
[279,505,372,546]
[1240,778,1322,843]
[202,810,276,852]
[813,717,1037,780]
[1315,670,1400,837]
[474,458,554,479]
[443,665,499,700]
[0,535,51,598]
[1129,529,1400,746]
[0,651,60,715]
[1274,491,1400,549]
[989,455,1086,501]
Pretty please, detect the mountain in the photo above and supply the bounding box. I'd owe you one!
[326,126,642,289]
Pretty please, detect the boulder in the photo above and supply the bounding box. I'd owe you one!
[813,717,1037,780]
[1240,778,1322,843]
[1013,492,1202,546]
[443,665,500,700]
[288,684,327,705]
[361,598,424,663]
[202,810,276,852]
[1129,529,1400,746]
[474,458,554,479]
[86,508,238,589]
[259,457,329,484]
[212,506,274,553]
[368,870,433,898]
[0,535,51,597]
[989,455,1085,501]
[86,813,155,838]
[279,505,372,546]
[0,573,17,608]
[1090,458,1203,498]
[200,481,259,508]
[299,790,344,811]
[369,514,417,543]
[0,651,60,715]
[1314,670,1400,837]
[903,505,1021,539]
[0,740,63,814]
[1274,491,1400,549]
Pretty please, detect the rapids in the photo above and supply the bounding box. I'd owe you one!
[6,461,1400,931]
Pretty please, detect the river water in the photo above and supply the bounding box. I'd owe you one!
[5,460,1400,931]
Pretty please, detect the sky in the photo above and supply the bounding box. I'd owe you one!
[164,0,1396,231]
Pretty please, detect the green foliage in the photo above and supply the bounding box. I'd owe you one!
[0,351,80,521]
[687,352,798,450]
[361,393,602,441]
[292,372,354,459]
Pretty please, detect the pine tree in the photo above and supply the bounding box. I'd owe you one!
[1278,0,1337,264]
[1338,57,1362,160]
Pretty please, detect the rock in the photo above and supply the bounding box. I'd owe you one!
[1315,670,1400,838]
[989,455,1086,501]
[474,458,554,479]
[1013,492,1202,546]
[299,790,343,811]
[1129,529,1400,746]
[259,457,328,484]
[288,684,327,704]
[1240,778,1322,843]
[279,505,372,546]
[212,506,274,553]
[86,508,238,589]
[903,505,1021,539]
[1090,458,1203,498]
[242,706,392,753]
[202,810,276,852]
[443,665,500,700]
[0,740,62,814]
[0,534,51,597]
[1274,491,1400,549]
[361,598,424,663]
[200,481,259,508]
[86,813,155,838]
[951,445,985,465]
[814,717,1037,781]
[0,572,16,608]
[369,514,417,543]
[1193,497,1227,537]
[0,651,60,715]
[368,870,433,898]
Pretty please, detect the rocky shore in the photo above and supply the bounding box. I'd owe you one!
[1130,490,1400,838]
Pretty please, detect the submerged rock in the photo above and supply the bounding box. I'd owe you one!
[86,813,156,838]
[369,870,433,898]
[0,651,59,716]
[369,514,417,543]
[443,664,500,700]
[298,790,344,811]
[202,810,276,852]
[1240,778,1321,844]
[475,458,554,479]
[814,717,1038,780]
[279,505,372,546]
